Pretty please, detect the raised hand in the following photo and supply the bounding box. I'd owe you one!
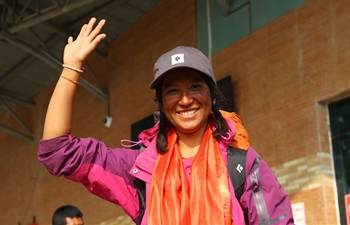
[42,18,107,140]
[63,18,106,68]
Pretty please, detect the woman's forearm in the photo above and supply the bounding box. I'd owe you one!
[42,18,106,140]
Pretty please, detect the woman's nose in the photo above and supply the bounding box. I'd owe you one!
[178,92,193,106]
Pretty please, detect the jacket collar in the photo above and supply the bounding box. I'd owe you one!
[131,112,238,181]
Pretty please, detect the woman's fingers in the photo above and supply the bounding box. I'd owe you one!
[76,24,87,40]
[75,18,105,43]
[67,36,73,44]
[91,33,107,47]
[76,17,96,39]
[84,17,97,37]
[63,18,106,64]
[84,19,106,49]
[89,19,106,40]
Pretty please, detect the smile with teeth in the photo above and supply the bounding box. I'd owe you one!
[178,109,197,116]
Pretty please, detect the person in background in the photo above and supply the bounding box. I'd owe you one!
[52,205,84,225]
[38,17,294,225]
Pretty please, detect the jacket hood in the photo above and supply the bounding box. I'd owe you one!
[220,110,250,150]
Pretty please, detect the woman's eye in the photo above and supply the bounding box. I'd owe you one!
[166,88,177,94]
[191,84,201,90]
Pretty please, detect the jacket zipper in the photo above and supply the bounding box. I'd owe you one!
[250,158,270,223]
[252,170,266,222]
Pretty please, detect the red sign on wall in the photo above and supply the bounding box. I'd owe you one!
[345,194,350,225]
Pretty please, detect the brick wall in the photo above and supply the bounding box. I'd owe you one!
[211,1,350,224]
[0,0,349,224]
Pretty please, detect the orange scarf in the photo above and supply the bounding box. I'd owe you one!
[148,124,233,225]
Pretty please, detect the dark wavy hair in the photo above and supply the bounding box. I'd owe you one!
[154,73,229,154]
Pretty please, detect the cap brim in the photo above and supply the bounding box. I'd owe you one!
[149,66,215,89]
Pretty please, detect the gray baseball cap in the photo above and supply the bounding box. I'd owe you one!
[149,46,216,89]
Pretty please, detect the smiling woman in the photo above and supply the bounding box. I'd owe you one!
[38,18,295,225]
[161,69,213,147]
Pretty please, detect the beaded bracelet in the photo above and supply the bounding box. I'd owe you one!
[62,64,84,73]
[60,75,79,85]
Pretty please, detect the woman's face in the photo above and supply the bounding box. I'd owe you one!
[161,68,212,135]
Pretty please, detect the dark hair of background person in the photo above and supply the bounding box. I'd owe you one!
[52,205,83,225]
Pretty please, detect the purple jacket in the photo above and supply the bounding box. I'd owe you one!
[38,119,246,225]
[38,118,294,225]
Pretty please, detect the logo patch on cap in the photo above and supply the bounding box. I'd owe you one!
[171,53,184,65]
